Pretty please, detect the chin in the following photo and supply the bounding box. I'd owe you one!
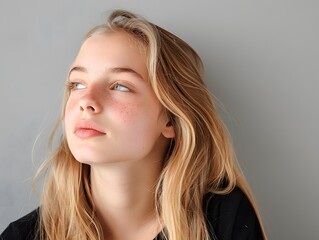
[70,148,100,164]
[71,151,118,166]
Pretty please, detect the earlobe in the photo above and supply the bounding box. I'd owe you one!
[162,121,175,138]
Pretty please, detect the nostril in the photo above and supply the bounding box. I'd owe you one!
[87,106,95,111]
[79,104,95,112]
[79,99,100,113]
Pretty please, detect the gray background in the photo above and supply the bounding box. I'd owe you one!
[1,0,318,239]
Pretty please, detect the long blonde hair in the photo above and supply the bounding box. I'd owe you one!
[34,9,266,240]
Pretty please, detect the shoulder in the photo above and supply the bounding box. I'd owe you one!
[1,208,39,240]
[204,187,263,240]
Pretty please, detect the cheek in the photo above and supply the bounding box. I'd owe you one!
[113,102,141,126]
[115,101,162,135]
[65,96,77,113]
[64,98,76,131]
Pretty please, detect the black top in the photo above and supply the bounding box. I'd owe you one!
[1,188,263,239]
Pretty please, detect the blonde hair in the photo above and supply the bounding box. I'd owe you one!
[34,9,266,240]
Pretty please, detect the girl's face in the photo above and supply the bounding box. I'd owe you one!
[64,31,174,165]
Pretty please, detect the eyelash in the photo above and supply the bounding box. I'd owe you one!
[67,82,131,92]
[111,83,130,92]
[67,82,86,90]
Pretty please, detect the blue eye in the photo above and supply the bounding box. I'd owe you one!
[113,84,130,92]
[69,82,86,90]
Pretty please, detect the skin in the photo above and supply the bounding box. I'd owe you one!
[64,31,174,240]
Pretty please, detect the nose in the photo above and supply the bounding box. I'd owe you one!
[79,91,102,114]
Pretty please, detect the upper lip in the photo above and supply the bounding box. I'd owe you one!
[74,120,106,134]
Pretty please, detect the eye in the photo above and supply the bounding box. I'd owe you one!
[112,83,130,92]
[69,82,86,90]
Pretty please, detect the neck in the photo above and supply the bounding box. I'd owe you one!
[91,159,163,240]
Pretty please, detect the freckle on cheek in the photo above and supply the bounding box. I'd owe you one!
[117,103,138,124]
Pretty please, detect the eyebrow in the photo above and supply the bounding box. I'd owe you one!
[68,66,144,81]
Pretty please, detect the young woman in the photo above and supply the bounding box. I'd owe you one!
[1,10,266,240]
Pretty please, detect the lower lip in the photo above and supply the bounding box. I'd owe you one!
[74,128,106,139]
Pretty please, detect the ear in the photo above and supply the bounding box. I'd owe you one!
[162,121,175,138]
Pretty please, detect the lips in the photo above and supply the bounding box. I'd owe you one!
[74,120,106,139]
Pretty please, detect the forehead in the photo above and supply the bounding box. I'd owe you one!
[72,31,148,77]
[78,31,146,61]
